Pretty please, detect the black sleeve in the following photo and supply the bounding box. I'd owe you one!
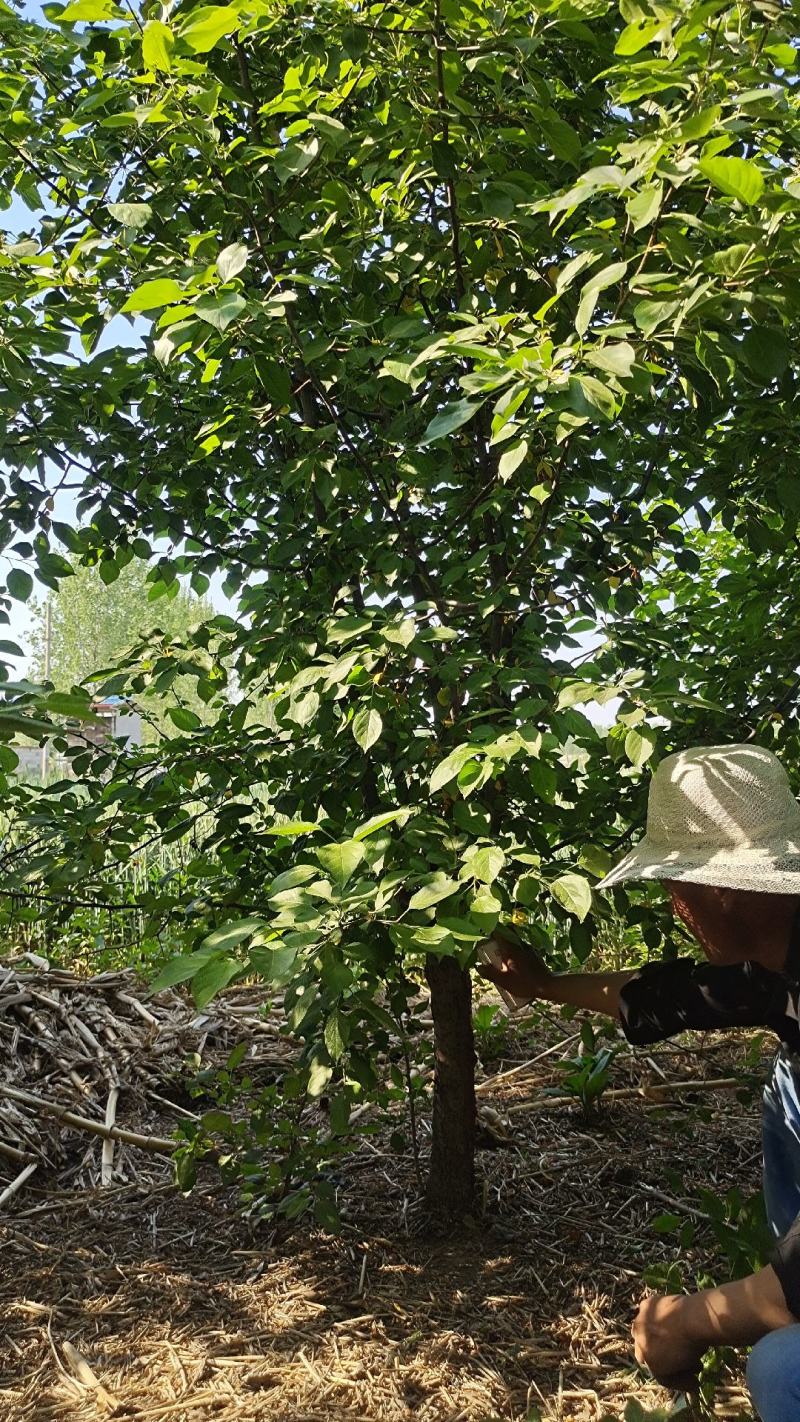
[772,1219,800,1319]
[618,957,786,1046]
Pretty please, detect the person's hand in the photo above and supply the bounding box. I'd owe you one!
[632,1293,706,1389]
[476,929,553,1003]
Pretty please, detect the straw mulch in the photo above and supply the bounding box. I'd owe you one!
[0,960,766,1422]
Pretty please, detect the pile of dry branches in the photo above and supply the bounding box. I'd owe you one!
[0,955,291,1200]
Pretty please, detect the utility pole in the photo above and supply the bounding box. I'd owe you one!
[41,597,52,785]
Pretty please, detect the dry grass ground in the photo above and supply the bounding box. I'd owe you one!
[0,972,768,1422]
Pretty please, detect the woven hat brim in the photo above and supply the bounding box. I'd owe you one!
[598,835,800,894]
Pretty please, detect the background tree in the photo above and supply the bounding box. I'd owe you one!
[28,561,215,736]
[0,0,798,1217]
[29,562,214,691]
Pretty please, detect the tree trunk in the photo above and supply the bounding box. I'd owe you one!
[424,953,476,1215]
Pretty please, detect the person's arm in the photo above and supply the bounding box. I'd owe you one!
[478,930,787,1045]
[476,932,635,1019]
[633,1267,796,1386]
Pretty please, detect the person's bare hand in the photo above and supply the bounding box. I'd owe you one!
[632,1293,705,1390]
[476,929,553,1003]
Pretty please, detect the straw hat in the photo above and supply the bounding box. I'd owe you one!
[598,744,800,893]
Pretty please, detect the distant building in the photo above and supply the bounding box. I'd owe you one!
[82,696,142,749]
[13,696,142,782]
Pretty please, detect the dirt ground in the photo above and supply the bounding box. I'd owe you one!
[0,1005,767,1422]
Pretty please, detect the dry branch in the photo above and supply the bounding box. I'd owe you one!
[0,1082,177,1154]
[504,1075,743,1115]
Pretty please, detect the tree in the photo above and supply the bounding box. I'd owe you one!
[0,0,799,1217]
[28,561,215,736]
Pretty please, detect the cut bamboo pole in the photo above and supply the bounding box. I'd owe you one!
[504,1074,744,1115]
[0,1138,33,1165]
[101,1086,120,1185]
[0,1082,176,1155]
[0,1160,38,1206]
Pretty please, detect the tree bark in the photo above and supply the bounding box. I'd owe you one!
[424,953,476,1215]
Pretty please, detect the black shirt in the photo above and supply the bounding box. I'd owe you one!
[618,928,800,1318]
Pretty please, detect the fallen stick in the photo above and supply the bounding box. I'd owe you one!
[0,1160,38,1206]
[0,1138,34,1165]
[0,1082,176,1155]
[101,1086,120,1186]
[475,1034,582,1093]
[504,1074,745,1115]
[61,1340,118,1413]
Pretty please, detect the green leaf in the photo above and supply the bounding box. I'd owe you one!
[248,942,298,983]
[579,844,613,879]
[430,744,478,793]
[149,948,217,993]
[633,299,681,337]
[324,1010,347,1062]
[651,1212,682,1235]
[586,342,636,379]
[390,923,456,957]
[678,106,720,142]
[741,326,790,381]
[193,293,247,332]
[142,19,174,72]
[470,889,502,919]
[217,243,249,281]
[557,680,597,710]
[575,261,628,337]
[178,4,239,53]
[201,1109,233,1133]
[420,399,478,445]
[0,710,55,739]
[122,278,185,313]
[352,706,382,751]
[274,136,320,182]
[458,758,491,798]
[626,183,662,232]
[175,1153,197,1192]
[498,441,527,482]
[698,156,765,206]
[408,873,460,910]
[60,0,118,17]
[309,112,348,147]
[328,1093,350,1135]
[167,706,202,731]
[765,44,797,68]
[308,1059,333,1097]
[615,18,666,55]
[468,847,506,884]
[44,692,95,718]
[625,727,657,767]
[540,110,581,165]
[200,917,264,952]
[266,821,319,837]
[7,570,33,602]
[353,809,410,840]
[550,873,592,922]
[107,202,152,228]
[192,954,241,1010]
[315,839,366,886]
[268,865,317,893]
[515,872,541,907]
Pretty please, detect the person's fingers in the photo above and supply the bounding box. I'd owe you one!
[477,965,501,984]
[652,1367,700,1391]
